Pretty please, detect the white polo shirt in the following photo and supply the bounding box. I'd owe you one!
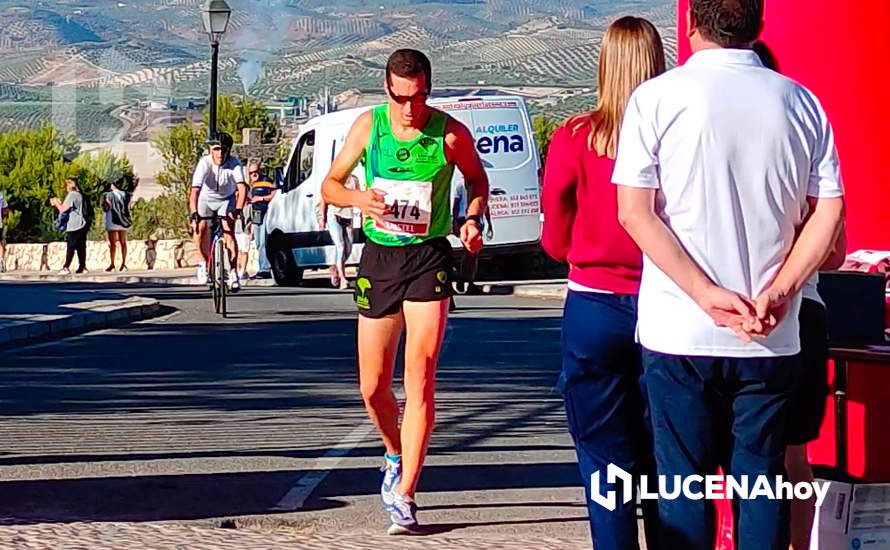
[613,48,843,357]
[192,154,245,201]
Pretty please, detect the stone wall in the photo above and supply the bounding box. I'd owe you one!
[3,239,261,273]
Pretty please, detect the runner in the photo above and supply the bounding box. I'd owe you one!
[321,48,489,535]
[189,133,248,291]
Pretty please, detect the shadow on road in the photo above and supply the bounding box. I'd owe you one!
[0,462,583,526]
[0,308,581,528]
[0,471,346,525]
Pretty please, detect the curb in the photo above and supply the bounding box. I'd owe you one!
[510,284,568,300]
[0,297,164,350]
[0,273,279,287]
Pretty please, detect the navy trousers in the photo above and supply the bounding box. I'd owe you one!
[642,349,799,550]
[559,291,658,550]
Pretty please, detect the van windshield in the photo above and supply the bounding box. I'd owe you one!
[442,101,533,171]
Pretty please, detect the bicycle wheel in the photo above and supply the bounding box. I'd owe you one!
[210,240,222,313]
[214,237,227,318]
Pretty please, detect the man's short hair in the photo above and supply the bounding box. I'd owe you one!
[691,0,763,47]
[385,49,432,93]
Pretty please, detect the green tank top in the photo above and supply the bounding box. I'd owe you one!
[363,104,454,246]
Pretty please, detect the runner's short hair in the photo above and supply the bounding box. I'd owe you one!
[691,0,763,47]
[386,49,432,93]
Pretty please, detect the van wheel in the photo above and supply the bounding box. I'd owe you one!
[268,236,303,287]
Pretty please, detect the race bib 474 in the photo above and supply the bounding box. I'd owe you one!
[371,177,432,237]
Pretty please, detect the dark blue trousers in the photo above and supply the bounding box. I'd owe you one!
[642,349,799,550]
[560,291,659,550]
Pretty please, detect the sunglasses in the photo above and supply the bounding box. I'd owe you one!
[389,91,429,105]
[210,146,223,152]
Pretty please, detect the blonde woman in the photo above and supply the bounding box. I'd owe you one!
[50,177,89,275]
[541,16,665,550]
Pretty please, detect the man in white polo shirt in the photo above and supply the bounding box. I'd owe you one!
[613,0,844,547]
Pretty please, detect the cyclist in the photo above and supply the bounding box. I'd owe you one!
[189,133,248,291]
[321,48,489,535]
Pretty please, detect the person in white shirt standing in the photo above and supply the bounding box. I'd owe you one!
[0,190,8,273]
[613,1,845,548]
[189,132,248,290]
[319,174,358,290]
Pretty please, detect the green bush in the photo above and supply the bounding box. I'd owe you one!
[0,127,78,242]
[151,122,205,199]
[70,150,136,241]
[531,115,559,167]
[129,194,190,240]
[0,127,137,243]
[127,122,205,241]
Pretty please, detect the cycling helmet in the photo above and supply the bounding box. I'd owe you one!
[206,132,234,152]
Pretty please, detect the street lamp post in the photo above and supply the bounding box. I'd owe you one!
[201,0,232,140]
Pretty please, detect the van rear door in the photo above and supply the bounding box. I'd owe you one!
[436,97,542,248]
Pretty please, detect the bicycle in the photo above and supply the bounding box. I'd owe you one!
[200,214,230,317]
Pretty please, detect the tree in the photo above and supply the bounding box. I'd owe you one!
[205,95,280,144]
[134,122,205,240]
[532,115,559,167]
[0,127,79,242]
[128,192,190,240]
[70,151,136,240]
[152,122,205,197]
[70,150,136,197]
[0,127,136,242]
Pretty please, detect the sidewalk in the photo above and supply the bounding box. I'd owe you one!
[0,268,338,287]
[496,280,568,300]
[0,268,277,287]
[0,269,570,299]
[0,282,162,349]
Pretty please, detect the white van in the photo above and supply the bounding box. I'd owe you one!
[263,95,542,286]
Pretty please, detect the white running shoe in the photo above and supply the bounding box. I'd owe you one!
[228,270,240,292]
[380,456,401,510]
[196,263,208,285]
[387,492,420,536]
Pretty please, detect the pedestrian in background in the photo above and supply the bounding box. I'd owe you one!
[235,200,252,282]
[542,16,665,550]
[319,173,358,289]
[50,177,89,275]
[103,178,133,272]
[247,161,278,279]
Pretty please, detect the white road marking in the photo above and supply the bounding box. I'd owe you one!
[271,421,376,511]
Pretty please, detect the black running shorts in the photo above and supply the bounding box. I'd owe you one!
[787,298,830,446]
[355,237,453,318]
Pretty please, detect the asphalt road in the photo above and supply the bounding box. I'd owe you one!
[0,284,590,543]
